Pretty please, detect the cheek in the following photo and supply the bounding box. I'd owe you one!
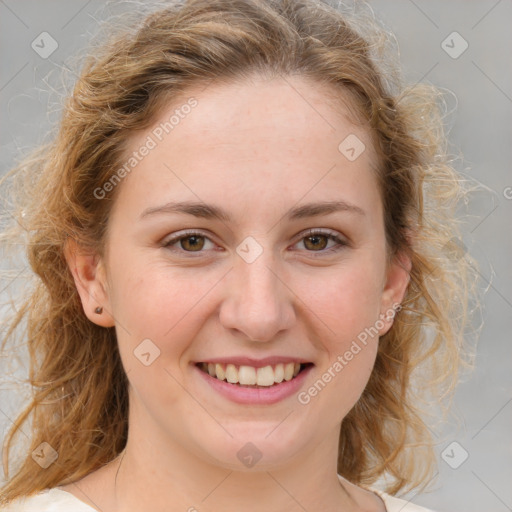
[108,263,215,416]
[293,258,384,412]
[298,261,384,344]
[108,259,219,364]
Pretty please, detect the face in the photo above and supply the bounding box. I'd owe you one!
[68,75,409,472]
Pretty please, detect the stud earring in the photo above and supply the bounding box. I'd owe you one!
[94,306,103,314]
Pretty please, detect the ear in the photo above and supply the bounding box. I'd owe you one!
[63,237,115,328]
[378,250,411,336]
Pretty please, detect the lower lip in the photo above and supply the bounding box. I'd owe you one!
[194,364,313,405]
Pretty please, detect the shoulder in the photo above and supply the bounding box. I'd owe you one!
[337,474,437,512]
[1,484,438,512]
[371,488,437,512]
[0,488,97,512]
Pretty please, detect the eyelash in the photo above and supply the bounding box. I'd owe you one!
[161,228,348,257]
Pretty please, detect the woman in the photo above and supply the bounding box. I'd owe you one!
[0,0,476,510]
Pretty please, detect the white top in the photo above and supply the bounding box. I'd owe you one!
[1,486,435,511]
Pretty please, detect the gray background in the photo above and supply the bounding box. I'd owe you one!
[0,1,511,511]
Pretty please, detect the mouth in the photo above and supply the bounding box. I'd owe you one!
[195,361,314,388]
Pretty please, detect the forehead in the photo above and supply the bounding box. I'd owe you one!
[166,74,369,147]
[114,75,381,223]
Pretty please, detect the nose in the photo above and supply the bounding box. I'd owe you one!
[219,247,296,342]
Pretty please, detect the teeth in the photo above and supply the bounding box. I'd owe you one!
[215,363,225,380]
[256,365,275,386]
[274,363,284,383]
[239,365,257,385]
[225,363,238,383]
[201,362,305,386]
[284,363,294,381]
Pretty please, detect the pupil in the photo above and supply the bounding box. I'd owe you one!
[306,235,327,250]
[183,235,204,251]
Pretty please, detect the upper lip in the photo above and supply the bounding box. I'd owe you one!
[195,356,313,368]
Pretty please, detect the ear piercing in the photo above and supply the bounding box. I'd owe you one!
[94,307,103,314]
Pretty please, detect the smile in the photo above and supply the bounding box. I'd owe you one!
[196,361,313,388]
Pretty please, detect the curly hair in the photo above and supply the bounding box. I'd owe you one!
[0,0,478,504]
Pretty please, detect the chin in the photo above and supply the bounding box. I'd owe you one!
[190,422,309,472]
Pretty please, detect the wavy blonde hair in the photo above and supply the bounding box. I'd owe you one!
[1,0,478,504]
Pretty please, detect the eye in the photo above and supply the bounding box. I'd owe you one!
[162,228,348,256]
[292,228,348,256]
[162,230,216,254]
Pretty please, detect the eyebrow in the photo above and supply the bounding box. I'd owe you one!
[139,200,365,222]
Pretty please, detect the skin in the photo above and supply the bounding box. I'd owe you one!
[63,74,410,512]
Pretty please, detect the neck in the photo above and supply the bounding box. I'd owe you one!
[113,439,352,511]
[104,415,361,512]
[64,402,385,512]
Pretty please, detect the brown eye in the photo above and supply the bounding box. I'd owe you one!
[294,229,348,256]
[179,235,205,251]
[163,231,215,253]
[303,234,329,251]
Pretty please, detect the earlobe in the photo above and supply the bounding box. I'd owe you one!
[63,238,115,328]
[378,251,411,336]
